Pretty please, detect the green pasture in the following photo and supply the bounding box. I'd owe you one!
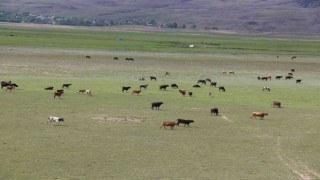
[0,25,320,179]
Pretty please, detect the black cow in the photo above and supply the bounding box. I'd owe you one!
[206,78,212,83]
[85,55,91,59]
[122,86,131,92]
[150,76,157,81]
[219,86,225,92]
[176,119,194,127]
[275,76,283,80]
[1,81,18,89]
[193,85,201,88]
[211,108,219,116]
[62,83,72,89]
[56,89,64,93]
[151,102,163,110]
[291,69,295,72]
[296,79,302,83]
[44,86,54,90]
[125,57,134,61]
[197,80,206,84]
[139,77,145,81]
[160,85,169,90]
[285,76,293,80]
[140,84,148,90]
[171,84,179,88]
[210,82,217,87]
[113,57,119,60]
[188,92,193,97]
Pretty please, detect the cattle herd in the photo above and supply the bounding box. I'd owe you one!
[1,66,302,128]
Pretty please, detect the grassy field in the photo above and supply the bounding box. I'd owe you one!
[0,24,320,179]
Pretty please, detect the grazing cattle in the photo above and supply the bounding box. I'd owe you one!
[5,86,14,92]
[78,89,86,93]
[188,92,193,97]
[296,79,302,84]
[285,76,293,80]
[171,84,179,88]
[159,84,169,90]
[229,71,235,75]
[150,76,157,81]
[85,55,91,59]
[160,121,177,129]
[56,89,64,93]
[261,76,272,81]
[288,72,293,76]
[151,102,163,110]
[139,77,145,81]
[62,83,72,89]
[262,86,271,91]
[211,108,219,116]
[210,82,217,87]
[291,56,297,60]
[44,86,54,90]
[250,112,268,119]
[291,69,295,72]
[222,71,227,75]
[140,84,148,90]
[197,80,206,84]
[218,86,225,92]
[1,81,18,89]
[132,90,141,95]
[272,101,281,108]
[257,76,261,80]
[176,119,194,127]
[193,84,201,88]
[113,57,119,60]
[206,78,212,83]
[122,86,131,92]
[125,57,134,61]
[54,91,63,99]
[178,89,186,96]
[165,72,170,76]
[48,116,64,124]
[275,76,282,80]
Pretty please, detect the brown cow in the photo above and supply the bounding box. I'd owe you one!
[54,91,63,99]
[5,86,14,92]
[132,90,141,95]
[178,89,186,96]
[160,121,177,129]
[272,101,281,108]
[250,112,268,119]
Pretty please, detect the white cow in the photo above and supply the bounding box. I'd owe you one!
[48,116,64,124]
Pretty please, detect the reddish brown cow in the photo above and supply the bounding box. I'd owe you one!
[178,89,186,96]
[132,90,141,95]
[250,112,268,119]
[160,121,177,129]
[54,91,64,99]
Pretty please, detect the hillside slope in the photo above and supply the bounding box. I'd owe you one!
[0,0,319,34]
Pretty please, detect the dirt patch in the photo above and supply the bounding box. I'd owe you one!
[92,115,145,123]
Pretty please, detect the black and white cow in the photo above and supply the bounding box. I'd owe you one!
[48,116,64,124]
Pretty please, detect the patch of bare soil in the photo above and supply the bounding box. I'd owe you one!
[92,115,145,123]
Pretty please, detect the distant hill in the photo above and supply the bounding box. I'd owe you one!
[1,0,319,35]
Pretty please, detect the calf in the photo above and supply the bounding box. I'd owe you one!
[5,86,14,92]
[132,90,141,95]
[48,116,64,124]
[85,89,92,96]
[160,121,177,129]
[211,108,219,116]
[176,119,194,127]
[151,102,163,110]
[206,78,212,83]
[188,92,193,97]
[122,86,131,92]
[296,79,302,84]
